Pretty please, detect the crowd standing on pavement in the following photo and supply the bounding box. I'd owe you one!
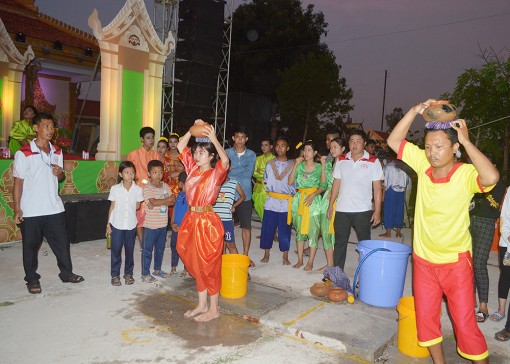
[12,104,510,355]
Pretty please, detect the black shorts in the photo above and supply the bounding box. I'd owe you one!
[236,200,252,230]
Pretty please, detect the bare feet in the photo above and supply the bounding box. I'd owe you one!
[184,305,208,318]
[260,255,269,263]
[396,233,403,238]
[293,261,303,269]
[282,258,291,265]
[317,265,327,272]
[303,264,313,271]
[378,233,391,238]
[194,309,220,322]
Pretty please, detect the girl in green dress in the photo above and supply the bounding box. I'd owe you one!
[318,138,346,271]
[9,105,37,155]
[252,138,275,220]
[289,141,325,270]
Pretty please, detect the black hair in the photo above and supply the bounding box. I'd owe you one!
[118,160,136,183]
[140,127,156,138]
[424,127,459,146]
[168,134,179,142]
[178,171,187,183]
[302,140,321,162]
[232,126,248,137]
[32,112,54,126]
[483,151,495,165]
[157,138,169,148]
[326,129,341,137]
[366,139,376,146]
[191,142,219,168]
[24,105,38,116]
[330,137,346,148]
[275,135,290,146]
[261,137,274,145]
[348,129,368,143]
[148,159,164,172]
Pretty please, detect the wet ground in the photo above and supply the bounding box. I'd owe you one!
[136,291,263,349]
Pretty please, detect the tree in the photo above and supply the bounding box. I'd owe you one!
[277,53,353,143]
[230,0,329,100]
[448,49,510,177]
[384,107,404,132]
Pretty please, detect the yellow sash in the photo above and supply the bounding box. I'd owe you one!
[189,206,213,212]
[268,192,293,225]
[328,207,336,234]
[297,187,318,235]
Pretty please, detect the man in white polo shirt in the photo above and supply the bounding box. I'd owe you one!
[327,129,383,269]
[13,113,84,294]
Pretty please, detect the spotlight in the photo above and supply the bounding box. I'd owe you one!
[15,32,26,43]
[53,41,63,51]
[84,48,93,57]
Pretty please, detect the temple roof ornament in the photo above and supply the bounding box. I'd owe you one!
[0,18,34,64]
[88,0,174,56]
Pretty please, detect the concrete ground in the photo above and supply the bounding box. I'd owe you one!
[1,216,510,363]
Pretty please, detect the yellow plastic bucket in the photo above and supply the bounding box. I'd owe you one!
[397,296,430,358]
[220,254,250,299]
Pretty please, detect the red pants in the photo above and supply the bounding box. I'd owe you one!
[413,252,489,361]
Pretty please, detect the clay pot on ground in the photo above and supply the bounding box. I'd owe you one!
[328,287,348,303]
[310,282,331,297]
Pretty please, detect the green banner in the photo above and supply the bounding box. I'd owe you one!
[121,70,144,156]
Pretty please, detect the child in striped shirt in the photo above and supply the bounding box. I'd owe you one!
[213,177,246,254]
[141,160,175,283]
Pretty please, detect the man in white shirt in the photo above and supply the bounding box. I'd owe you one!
[327,130,383,270]
[13,113,84,294]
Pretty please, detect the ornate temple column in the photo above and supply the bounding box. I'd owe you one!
[0,19,34,146]
[88,0,174,160]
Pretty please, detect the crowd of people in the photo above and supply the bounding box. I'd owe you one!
[10,101,510,362]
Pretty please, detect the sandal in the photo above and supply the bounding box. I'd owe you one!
[111,276,122,286]
[476,311,489,323]
[27,282,42,294]
[490,312,506,322]
[124,275,134,285]
[495,328,510,342]
[61,273,84,283]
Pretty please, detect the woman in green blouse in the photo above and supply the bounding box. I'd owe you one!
[9,105,37,155]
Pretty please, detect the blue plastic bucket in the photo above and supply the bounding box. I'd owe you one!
[356,240,412,308]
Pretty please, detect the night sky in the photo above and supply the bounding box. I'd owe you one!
[35,0,510,131]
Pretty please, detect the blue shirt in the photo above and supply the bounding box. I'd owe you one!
[173,191,187,226]
[225,147,256,200]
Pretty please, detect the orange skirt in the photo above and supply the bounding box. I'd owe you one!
[176,211,224,295]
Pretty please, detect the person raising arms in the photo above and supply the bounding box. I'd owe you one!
[387,99,498,364]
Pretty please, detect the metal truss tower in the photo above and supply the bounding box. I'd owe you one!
[153,0,179,136]
[213,0,234,146]
[154,0,233,141]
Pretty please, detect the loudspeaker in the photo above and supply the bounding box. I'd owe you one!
[63,194,110,244]
[170,0,225,129]
[227,92,273,150]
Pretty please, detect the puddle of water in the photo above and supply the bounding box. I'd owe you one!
[136,291,262,349]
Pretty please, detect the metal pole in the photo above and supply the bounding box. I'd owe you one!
[380,69,388,130]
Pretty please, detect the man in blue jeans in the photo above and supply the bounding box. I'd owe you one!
[225,127,256,265]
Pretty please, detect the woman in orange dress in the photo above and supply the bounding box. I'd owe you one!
[177,120,229,322]
[166,133,185,197]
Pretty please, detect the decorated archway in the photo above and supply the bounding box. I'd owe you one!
[88,0,174,160]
